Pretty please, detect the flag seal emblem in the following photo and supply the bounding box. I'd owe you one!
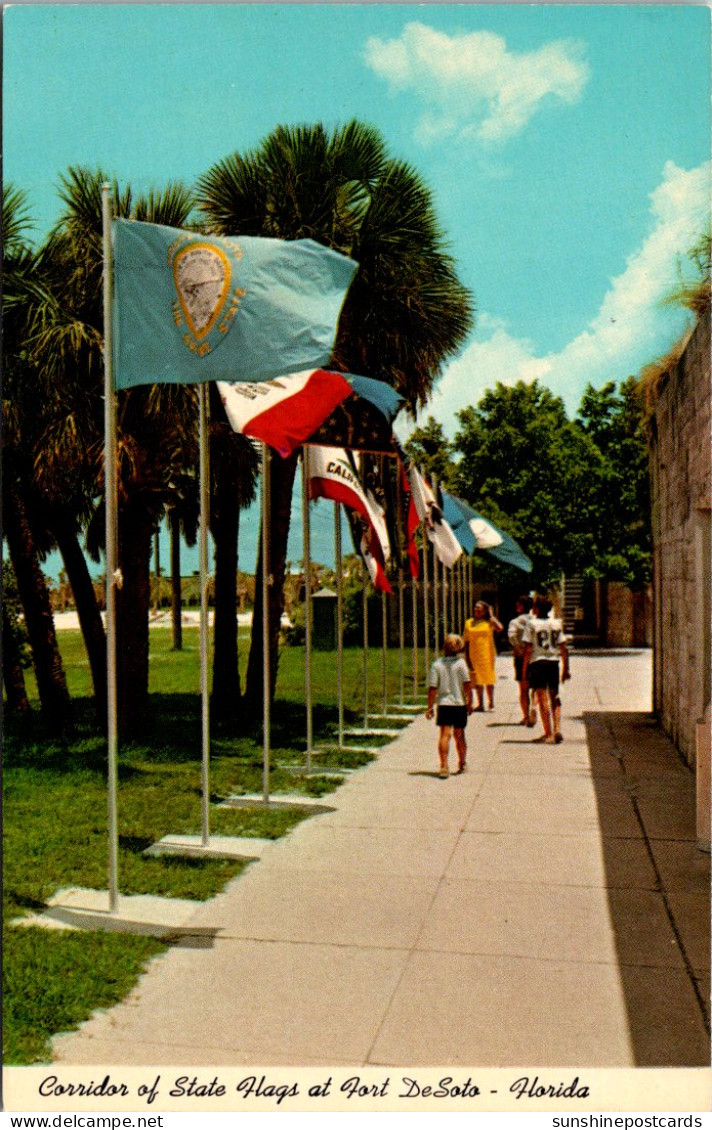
[169,236,246,357]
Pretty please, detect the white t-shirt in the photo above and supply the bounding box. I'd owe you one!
[429,656,471,706]
[523,617,568,664]
[508,612,531,653]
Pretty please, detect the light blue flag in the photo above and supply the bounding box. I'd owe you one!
[441,489,533,573]
[112,220,358,390]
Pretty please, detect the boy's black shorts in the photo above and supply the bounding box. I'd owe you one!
[513,654,525,681]
[436,705,468,728]
[527,660,560,692]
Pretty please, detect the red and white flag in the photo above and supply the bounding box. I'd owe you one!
[399,458,421,578]
[407,463,462,569]
[308,446,392,593]
[217,371,351,458]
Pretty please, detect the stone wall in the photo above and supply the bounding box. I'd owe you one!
[648,309,711,768]
[604,582,653,648]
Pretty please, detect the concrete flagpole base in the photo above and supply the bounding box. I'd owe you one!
[218,793,337,814]
[12,887,219,939]
[343,726,401,738]
[277,762,355,777]
[144,834,275,861]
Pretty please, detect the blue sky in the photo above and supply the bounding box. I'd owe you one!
[4,2,710,573]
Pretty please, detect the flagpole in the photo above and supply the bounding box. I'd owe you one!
[395,465,404,707]
[430,474,440,656]
[442,557,449,638]
[261,443,271,802]
[423,531,430,682]
[412,568,419,697]
[398,567,405,706]
[362,559,369,729]
[101,183,119,914]
[335,503,344,750]
[302,446,313,774]
[199,383,210,846]
[436,544,440,659]
[381,589,387,716]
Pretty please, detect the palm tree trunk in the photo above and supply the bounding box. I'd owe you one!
[170,507,182,651]
[211,499,241,722]
[117,498,152,737]
[244,451,299,717]
[4,482,72,734]
[51,514,107,719]
[2,601,31,715]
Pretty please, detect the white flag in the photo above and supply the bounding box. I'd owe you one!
[407,464,462,568]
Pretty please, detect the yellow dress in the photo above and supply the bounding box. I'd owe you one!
[463,619,497,685]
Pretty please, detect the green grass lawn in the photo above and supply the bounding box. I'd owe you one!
[4,628,424,1063]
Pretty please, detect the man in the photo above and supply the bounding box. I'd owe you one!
[522,596,570,744]
[508,594,535,726]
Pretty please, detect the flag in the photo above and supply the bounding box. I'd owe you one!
[112,220,358,390]
[399,459,421,578]
[217,370,402,458]
[441,489,533,573]
[406,463,462,569]
[308,446,393,593]
[389,436,421,578]
[358,521,393,594]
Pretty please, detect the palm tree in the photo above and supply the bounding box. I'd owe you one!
[2,184,73,734]
[197,121,474,712]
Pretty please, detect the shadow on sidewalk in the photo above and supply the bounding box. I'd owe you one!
[584,710,711,1066]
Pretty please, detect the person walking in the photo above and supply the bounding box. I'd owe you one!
[508,594,536,726]
[426,634,473,778]
[522,595,570,743]
[463,600,502,711]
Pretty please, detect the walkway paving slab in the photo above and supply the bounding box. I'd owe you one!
[445,830,657,889]
[49,650,710,1075]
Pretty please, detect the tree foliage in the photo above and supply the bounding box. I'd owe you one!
[452,379,651,590]
[404,417,456,488]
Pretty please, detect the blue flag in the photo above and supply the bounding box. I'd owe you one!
[441,489,533,573]
[112,220,358,390]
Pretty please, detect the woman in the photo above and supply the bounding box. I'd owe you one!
[463,601,503,711]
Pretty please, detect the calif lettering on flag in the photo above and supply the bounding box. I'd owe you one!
[308,446,392,593]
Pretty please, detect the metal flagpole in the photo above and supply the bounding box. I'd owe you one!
[468,556,473,617]
[412,567,419,696]
[423,532,430,681]
[442,556,449,638]
[455,556,459,630]
[199,383,211,845]
[433,546,440,657]
[335,503,344,749]
[394,466,405,707]
[101,184,119,914]
[398,568,405,706]
[381,590,387,716]
[362,559,369,729]
[261,443,271,803]
[431,473,440,656]
[302,446,313,774]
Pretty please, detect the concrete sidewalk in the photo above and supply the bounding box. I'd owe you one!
[53,650,710,1068]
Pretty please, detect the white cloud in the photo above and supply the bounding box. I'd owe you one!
[364,22,590,145]
[425,160,711,435]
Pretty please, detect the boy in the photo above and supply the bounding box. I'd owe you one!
[522,596,570,744]
[508,594,535,726]
[426,634,473,777]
